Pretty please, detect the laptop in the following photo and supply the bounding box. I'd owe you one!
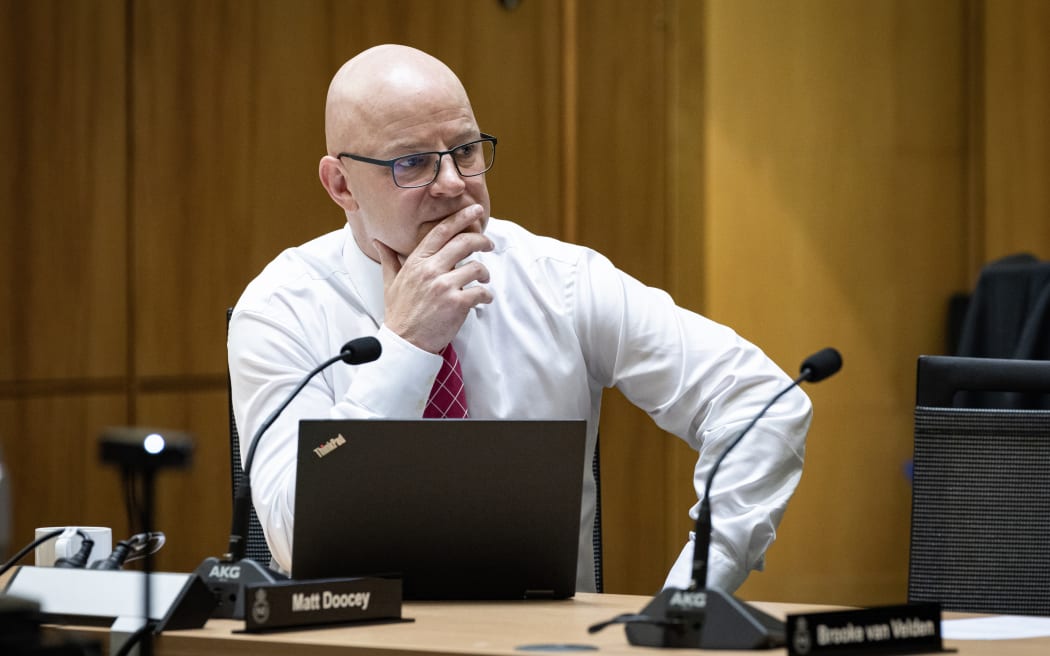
[292,419,587,600]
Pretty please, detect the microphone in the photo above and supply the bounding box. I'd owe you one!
[688,346,842,593]
[800,347,843,383]
[196,336,382,619]
[227,337,381,563]
[590,348,842,650]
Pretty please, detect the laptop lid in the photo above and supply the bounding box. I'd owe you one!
[292,419,586,600]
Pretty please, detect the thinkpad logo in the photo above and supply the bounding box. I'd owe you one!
[313,434,347,459]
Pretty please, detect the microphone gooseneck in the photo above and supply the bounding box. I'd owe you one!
[198,334,381,622]
[592,347,843,650]
[689,375,802,591]
[226,336,382,562]
[690,347,842,591]
[688,346,844,591]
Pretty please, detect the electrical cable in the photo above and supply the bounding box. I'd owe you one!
[113,622,156,656]
[0,527,91,576]
[89,532,166,570]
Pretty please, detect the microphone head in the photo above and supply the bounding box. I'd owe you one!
[340,336,382,364]
[800,347,842,383]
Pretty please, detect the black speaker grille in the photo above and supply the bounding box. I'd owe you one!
[909,406,1050,615]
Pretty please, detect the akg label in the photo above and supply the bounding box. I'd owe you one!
[209,564,241,580]
[669,590,707,610]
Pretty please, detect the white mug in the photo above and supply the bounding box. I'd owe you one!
[34,526,113,567]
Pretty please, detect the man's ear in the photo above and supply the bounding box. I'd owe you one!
[318,155,359,212]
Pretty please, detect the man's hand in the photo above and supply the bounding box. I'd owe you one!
[375,204,494,353]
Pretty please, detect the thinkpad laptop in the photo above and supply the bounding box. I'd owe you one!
[292,419,586,600]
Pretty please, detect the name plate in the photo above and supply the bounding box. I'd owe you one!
[787,603,947,656]
[243,576,403,632]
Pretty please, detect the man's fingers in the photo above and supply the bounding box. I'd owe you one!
[461,283,494,308]
[416,204,489,256]
[446,258,491,290]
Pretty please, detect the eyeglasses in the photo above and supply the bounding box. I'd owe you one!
[338,133,497,189]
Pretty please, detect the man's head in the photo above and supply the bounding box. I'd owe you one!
[319,44,492,262]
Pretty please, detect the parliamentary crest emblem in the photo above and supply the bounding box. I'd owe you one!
[252,587,271,625]
[791,616,812,655]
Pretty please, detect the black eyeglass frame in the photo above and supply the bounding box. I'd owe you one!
[338,133,498,189]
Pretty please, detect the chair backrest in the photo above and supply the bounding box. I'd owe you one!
[591,436,603,593]
[226,308,274,566]
[908,355,1050,615]
[225,309,604,587]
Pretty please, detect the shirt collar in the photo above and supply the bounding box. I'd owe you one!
[341,223,385,328]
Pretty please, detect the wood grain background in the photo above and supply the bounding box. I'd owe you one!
[2,0,1048,606]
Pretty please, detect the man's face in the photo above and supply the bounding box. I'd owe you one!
[341,95,491,261]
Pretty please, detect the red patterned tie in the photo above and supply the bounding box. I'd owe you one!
[424,343,469,418]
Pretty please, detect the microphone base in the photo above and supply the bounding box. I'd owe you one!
[195,556,287,619]
[625,587,785,650]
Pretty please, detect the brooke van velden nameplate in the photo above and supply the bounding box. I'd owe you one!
[787,603,951,656]
[243,576,404,632]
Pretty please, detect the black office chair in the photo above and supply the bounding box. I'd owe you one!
[908,355,1050,615]
[592,438,604,593]
[226,308,274,566]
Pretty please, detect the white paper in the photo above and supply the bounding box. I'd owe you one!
[942,615,1050,640]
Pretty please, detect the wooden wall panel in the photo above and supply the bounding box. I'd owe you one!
[132,0,564,379]
[0,0,128,383]
[0,0,130,565]
[132,0,338,378]
[135,389,229,572]
[983,0,1050,260]
[575,1,668,281]
[704,0,969,606]
[0,395,129,557]
[574,0,687,594]
[664,0,714,589]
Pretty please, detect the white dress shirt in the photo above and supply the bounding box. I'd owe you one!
[229,218,812,593]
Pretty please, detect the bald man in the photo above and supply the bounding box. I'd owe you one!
[229,44,812,595]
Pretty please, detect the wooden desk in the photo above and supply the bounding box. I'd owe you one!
[44,593,1050,656]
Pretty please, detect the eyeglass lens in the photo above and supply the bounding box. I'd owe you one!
[392,139,495,187]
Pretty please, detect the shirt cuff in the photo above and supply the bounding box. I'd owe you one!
[343,325,443,417]
[663,533,751,593]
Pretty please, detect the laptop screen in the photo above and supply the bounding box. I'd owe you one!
[292,419,586,600]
